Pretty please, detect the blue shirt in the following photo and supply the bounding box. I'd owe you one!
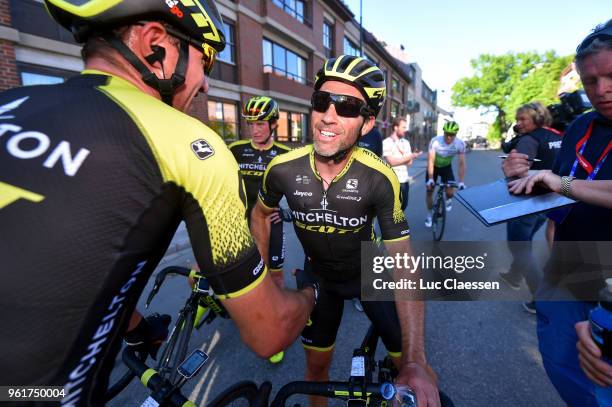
[358,127,383,157]
[552,111,612,241]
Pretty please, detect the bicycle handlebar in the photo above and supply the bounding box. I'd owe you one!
[270,381,392,406]
[435,181,459,187]
[146,266,196,308]
[122,348,195,407]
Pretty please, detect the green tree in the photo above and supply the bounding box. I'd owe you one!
[452,51,573,140]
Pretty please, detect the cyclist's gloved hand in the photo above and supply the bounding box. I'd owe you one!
[124,313,171,360]
[458,182,466,190]
[426,179,435,188]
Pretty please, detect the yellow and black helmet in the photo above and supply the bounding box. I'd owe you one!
[314,55,386,117]
[242,96,279,122]
[44,0,226,53]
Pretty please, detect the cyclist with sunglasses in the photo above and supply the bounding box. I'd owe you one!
[251,55,440,407]
[0,1,315,404]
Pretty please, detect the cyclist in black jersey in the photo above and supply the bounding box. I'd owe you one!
[229,96,291,288]
[229,96,291,365]
[251,55,440,407]
[0,2,314,405]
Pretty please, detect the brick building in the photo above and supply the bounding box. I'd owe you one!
[0,0,418,143]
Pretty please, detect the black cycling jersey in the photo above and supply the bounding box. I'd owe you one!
[0,71,264,406]
[259,145,410,281]
[228,139,291,212]
[229,139,290,271]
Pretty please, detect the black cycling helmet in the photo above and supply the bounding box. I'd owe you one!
[44,0,226,106]
[242,96,280,122]
[314,55,386,117]
[44,0,226,52]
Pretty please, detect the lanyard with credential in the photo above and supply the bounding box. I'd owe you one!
[548,120,611,224]
[569,120,612,181]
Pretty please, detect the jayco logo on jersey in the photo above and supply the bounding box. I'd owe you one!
[0,97,90,177]
[191,139,215,160]
[294,190,313,197]
[549,141,562,149]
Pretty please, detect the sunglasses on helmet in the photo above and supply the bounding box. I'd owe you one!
[576,24,612,54]
[163,25,218,75]
[311,90,371,118]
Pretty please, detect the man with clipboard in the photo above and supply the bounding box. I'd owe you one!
[506,19,612,407]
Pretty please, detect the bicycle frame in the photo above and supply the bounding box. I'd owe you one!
[105,266,228,404]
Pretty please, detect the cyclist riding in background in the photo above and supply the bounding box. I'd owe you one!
[425,121,467,228]
[0,1,314,404]
[251,55,441,407]
[229,96,291,364]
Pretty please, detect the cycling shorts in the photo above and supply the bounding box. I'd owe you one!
[299,260,402,356]
[426,165,455,184]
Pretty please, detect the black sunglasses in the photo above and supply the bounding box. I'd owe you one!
[576,25,612,54]
[311,90,371,118]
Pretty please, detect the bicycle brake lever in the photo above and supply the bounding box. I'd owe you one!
[145,284,160,309]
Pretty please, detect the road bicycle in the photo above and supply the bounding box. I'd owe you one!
[431,181,459,241]
[105,266,230,405]
[208,323,454,407]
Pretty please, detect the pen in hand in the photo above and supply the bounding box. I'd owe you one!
[498,155,541,163]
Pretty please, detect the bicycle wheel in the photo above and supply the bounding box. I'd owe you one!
[208,381,259,407]
[432,195,446,241]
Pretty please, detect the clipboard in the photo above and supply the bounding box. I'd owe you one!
[455,179,576,226]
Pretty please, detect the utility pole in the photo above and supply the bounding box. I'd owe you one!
[359,0,363,56]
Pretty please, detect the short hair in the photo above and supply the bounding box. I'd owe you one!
[392,117,406,129]
[575,19,612,72]
[81,23,179,62]
[516,102,552,128]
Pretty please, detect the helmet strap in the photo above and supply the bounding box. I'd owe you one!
[104,34,189,106]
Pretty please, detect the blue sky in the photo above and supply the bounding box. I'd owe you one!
[343,0,610,104]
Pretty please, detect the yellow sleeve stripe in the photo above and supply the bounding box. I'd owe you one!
[216,267,268,299]
[383,236,410,243]
[388,350,402,358]
[257,194,275,210]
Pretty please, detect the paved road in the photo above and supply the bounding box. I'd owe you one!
[109,149,563,406]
